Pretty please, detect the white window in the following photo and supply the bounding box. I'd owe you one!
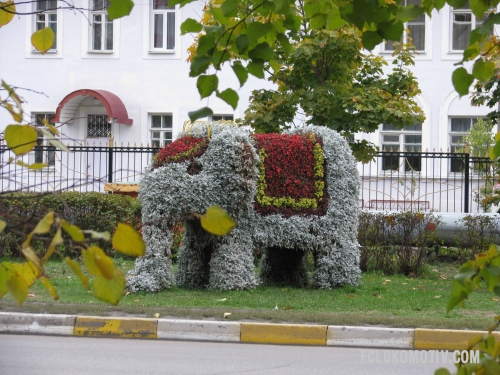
[90,0,113,51]
[151,0,176,51]
[211,114,234,121]
[34,0,58,50]
[87,114,111,137]
[384,0,426,52]
[449,117,487,172]
[150,114,173,147]
[380,123,422,172]
[33,113,56,167]
[451,5,488,51]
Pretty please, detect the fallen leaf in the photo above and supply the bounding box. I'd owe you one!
[223,312,231,318]
[281,288,288,291]
[492,298,499,302]
[412,288,417,290]
[377,295,382,299]
[402,283,408,285]
[439,275,446,280]
[373,292,379,296]
[216,298,227,302]
[67,276,71,279]
[134,299,139,302]
[28,294,35,297]
[281,306,294,310]
[154,313,160,318]
[348,294,355,298]
[125,291,130,296]
[435,295,441,299]
[432,269,438,272]
[274,304,279,310]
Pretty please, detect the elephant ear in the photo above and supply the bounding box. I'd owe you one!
[153,136,209,169]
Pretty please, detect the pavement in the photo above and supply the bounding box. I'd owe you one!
[1,311,499,350]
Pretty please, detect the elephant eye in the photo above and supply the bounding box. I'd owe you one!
[187,160,202,175]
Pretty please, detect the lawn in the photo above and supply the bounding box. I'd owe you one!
[0,257,498,331]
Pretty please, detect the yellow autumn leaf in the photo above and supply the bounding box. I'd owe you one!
[39,277,58,300]
[82,247,103,277]
[42,227,63,263]
[16,161,48,170]
[31,27,55,54]
[83,229,111,241]
[112,222,145,257]
[0,1,15,27]
[0,263,13,298]
[12,262,40,287]
[0,220,6,233]
[65,257,90,290]
[20,246,43,276]
[83,246,115,279]
[200,205,236,236]
[41,117,59,135]
[92,270,125,306]
[6,272,28,305]
[4,124,38,156]
[61,221,85,242]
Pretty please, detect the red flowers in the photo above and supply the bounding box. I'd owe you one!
[154,136,209,168]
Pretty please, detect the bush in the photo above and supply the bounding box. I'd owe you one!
[0,192,141,258]
[359,211,441,276]
[454,214,500,262]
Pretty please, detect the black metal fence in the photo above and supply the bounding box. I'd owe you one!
[0,146,497,213]
[0,143,160,193]
[359,151,495,213]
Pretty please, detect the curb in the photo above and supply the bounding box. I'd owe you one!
[0,312,496,350]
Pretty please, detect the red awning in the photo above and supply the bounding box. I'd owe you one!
[52,89,133,125]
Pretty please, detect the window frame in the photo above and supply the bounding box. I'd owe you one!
[449,6,490,52]
[32,113,56,167]
[210,114,234,122]
[89,0,114,53]
[380,123,423,173]
[150,114,173,148]
[449,117,488,173]
[32,0,58,53]
[150,0,177,53]
[87,114,111,138]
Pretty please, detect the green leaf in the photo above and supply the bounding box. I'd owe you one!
[83,230,111,240]
[112,223,145,257]
[434,368,451,375]
[5,125,38,156]
[197,75,219,99]
[38,128,71,152]
[310,13,327,29]
[210,7,228,24]
[221,0,239,17]
[362,31,383,51]
[216,89,239,110]
[246,22,273,45]
[325,6,346,30]
[452,67,474,96]
[231,61,248,87]
[271,0,285,11]
[378,21,404,41]
[277,33,292,54]
[181,18,203,35]
[0,220,6,234]
[61,221,85,242]
[189,56,212,77]
[31,27,54,54]
[188,107,213,122]
[197,35,216,55]
[463,45,480,61]
[107,0,134,20]
[200,205,236,236]
[6,272,28,305]
[39,277,58,300]
[472,59,495,82]
[396,5,425,22]
[65,257,90,290]
[248,42,274,62]
[235,34,250,54]
[0,1,15,27]
[247,61,265,78]
[92,271,125,306]
[0,264,10,297]
[470,0,489,19]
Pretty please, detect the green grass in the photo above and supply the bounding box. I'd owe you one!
[1,258,498,330]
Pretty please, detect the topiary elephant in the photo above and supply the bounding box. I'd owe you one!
[126,123,360,292]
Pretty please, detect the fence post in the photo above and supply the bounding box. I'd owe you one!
[464,152,469,213]
[108,137,113,184]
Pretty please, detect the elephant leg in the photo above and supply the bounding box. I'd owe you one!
[208,229,258,290]
[176,220,214,288]
[313,242,361,288]
[259,247,309,287]
[126,223,174,293]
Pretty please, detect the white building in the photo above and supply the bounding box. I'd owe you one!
[0,1,494,211]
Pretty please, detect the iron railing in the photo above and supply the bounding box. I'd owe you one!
[0,146,496,213]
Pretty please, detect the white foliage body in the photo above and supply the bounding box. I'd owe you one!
[127,124,360,291]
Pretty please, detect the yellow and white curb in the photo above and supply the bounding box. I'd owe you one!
[0,312,497,350]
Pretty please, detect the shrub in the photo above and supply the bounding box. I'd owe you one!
[454,214,500,261]
[0,192,141,258]
[358,211,441,275]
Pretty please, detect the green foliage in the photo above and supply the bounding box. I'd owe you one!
[358,211,441,275]
[455,215,500,262]
[0,192,142,258]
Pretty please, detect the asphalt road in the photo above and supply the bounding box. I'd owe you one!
[0,334,456,375]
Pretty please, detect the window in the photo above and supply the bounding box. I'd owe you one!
[450,117,486,172]
[90,0,113,51]
[384,0,425,51]
[381,123,422,172]
[33,113,56,167]
[211,114,234,122]
[451,5,489,51]
[87,114,110,137]
[151,0,176,51]
[35,0,58,50]
[150,114,172,147]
